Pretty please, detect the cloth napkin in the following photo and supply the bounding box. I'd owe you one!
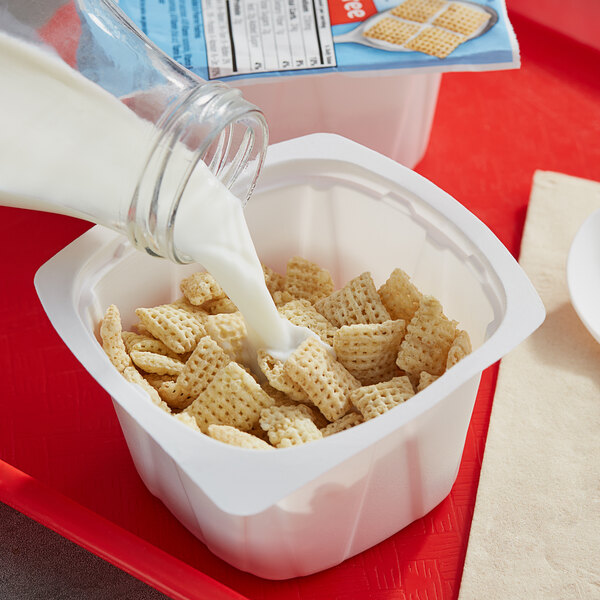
[458,171,600,599]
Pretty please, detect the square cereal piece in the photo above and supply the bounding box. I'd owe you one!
[433,2,490,36]
[135,304,205,354]
[175,335,230,398]
[279,299,337,346]
[122,366,171,413]
[446,329,472,369]
[185,362,274,433]
[333,319,406,385]
[391,0,448,22]
[122,331,179,360]
[284,337,360,421]
[129,350,185,376]
[350,376,414,420]
[260,404,323,448]
[284,257,334,303]
[272,290,295,307]
[208,424,273,450]
[180,271,226,306]
[202,297,238,315]
[377,268,423,323]
[257,350,309,402]
[158,380,196,410]
[263,264,286,296]
[396,295,457,380]
[417,371,438,392]
[204,312,247,362]
[320,412,364,437]
[405,25,465,58]
[174,411,202,432]
[170,297,211,324]
[363,18,420,46]
[260,381,296,406]
[142,372,174,390]
[100,305,132,373]
[315,272,391,327]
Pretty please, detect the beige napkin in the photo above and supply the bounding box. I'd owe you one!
[458,171,600,599]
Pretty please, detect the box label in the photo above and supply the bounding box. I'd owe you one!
[114,0,520,80]
[201,0,336,78]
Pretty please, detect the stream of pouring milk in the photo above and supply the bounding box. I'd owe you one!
[0,32,310,357]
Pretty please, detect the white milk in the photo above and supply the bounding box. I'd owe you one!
[0,32,309,356]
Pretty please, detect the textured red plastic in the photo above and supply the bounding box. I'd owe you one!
[1,13,599,600]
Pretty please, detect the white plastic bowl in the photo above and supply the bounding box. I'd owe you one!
[35,134,544,579]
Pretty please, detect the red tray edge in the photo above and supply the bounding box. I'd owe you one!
[0,460,248,600]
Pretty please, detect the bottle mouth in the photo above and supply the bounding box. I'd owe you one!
[127,82,268,263]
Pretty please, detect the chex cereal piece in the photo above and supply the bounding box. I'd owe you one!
[391,0,448,22]
[121,331,147,352]
[202,297,237,315]
[279,299,337,346]
[446,329,472,369]
[284,337,360,421]
[174,411,201,432]
[135,304,205,354]
[257,350,308,402]
[261,381,294,405]
[129,350,185,376]
[175,335,230,398]
[320,412,364,437]
[417,371,438,391]
[333,319,406,385]
[208,424,273,450]
[204,312,247,362]
[100,305,132,373]
[377,268,423,323]
[433,2,490,36]
[122,331,178,359]
[263,264,285,295]
[272,290,295,307]
[396,295,458,379]
[363,17,420,46]
[405,25,465,58]
[171,297,210,324]
[260,404,323,448]
[133,322,152,336]
[262,383,332,429]
[304,404,331,429]
[248,420,272,442]
[350,376,414,420]
[284,257,334,303]
[142,372,174,390]
[123,366,170,412]
[315,272,390,327]
[158,380,195,410]
[185,362,274,433]
[180,271,226,306]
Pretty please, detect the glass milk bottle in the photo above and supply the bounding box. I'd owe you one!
[0,0,268,263]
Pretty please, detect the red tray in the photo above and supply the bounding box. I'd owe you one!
[1,13,599,600]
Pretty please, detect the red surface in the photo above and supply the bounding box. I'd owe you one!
[1,13,599,600]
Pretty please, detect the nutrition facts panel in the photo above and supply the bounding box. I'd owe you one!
[201,0,336,79]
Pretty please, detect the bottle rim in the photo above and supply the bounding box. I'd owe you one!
[127,82,268,263]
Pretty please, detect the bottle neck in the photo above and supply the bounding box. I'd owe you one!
[127,82,268,263]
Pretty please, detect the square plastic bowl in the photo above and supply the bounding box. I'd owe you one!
[35,134,544,580]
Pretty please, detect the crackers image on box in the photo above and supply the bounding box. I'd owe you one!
[336,0,496,58]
